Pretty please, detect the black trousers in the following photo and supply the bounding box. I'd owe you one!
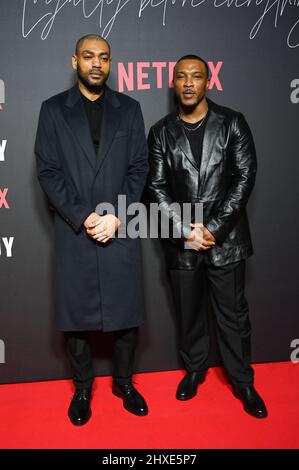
[169,256,254,387]
[65,327,138,390]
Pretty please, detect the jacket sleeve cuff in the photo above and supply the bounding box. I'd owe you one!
[72,208,95,233]
[205,220,222,244]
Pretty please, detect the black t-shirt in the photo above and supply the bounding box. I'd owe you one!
[180,111,209,169]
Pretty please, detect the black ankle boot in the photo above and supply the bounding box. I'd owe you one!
[176,371,206,401]
[233,384,268,418]
[68,388,92,426]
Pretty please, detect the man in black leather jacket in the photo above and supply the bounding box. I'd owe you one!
[147,54,267,418]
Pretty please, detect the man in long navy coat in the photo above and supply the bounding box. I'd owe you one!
[35,35,149,424]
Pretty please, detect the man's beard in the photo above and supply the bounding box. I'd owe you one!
[77,66,107,92]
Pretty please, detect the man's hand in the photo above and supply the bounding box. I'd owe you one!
[185,223,216,251]
[83,212,103,230]
[86,214,121,243]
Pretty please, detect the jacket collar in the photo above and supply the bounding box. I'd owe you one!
[63,85,121,174]
[166,98,225,182]
[65,84,120,110]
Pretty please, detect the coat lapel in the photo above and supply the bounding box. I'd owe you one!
[64,85,96,169]
[199,103,225,185]
[167,113,200,172]
[95,87,121,176]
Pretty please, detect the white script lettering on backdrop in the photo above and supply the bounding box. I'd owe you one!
[21,0,299,48]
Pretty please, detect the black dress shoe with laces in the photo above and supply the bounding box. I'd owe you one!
[112,382,148,416]
[68,388,92,426]
[233,384,268,418]
[176,371,206,401]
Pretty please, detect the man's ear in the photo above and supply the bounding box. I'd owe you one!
[71,54,77,71]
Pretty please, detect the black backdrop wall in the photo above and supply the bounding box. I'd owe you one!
[0,1,298,384]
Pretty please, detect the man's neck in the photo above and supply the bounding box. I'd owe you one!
[179,98,208,124]
[78,81,105,101]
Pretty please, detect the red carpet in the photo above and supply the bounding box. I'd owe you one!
[0,362,298,449]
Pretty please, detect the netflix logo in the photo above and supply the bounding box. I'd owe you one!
[117,61,223,93]
[0,188,9,209]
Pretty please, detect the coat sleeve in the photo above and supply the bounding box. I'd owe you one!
[147,126,192,243]
[35,101,94,232]
[205,112,257,244]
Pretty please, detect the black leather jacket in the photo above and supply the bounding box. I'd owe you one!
[147,99,257,268]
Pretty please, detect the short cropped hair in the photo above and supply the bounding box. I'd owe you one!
[75,34,110,55]
[175,54,209,79]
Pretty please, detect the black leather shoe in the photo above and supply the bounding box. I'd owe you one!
[68,388,92,426]
[112,382,148,416]
[233,385,268,418]
[176,371,206,401]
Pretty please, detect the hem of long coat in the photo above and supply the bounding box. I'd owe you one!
[55,319,145,333]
